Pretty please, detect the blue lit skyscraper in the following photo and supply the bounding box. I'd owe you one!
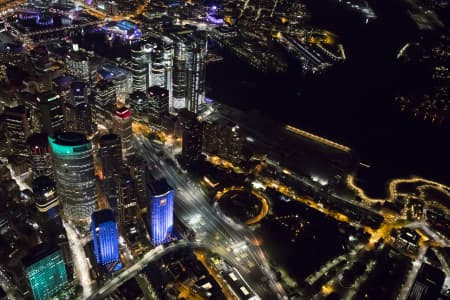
[148,179,174,246]
[91,209,121,272]
[23,244,68,300]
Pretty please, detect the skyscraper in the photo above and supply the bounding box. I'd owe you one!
[91,80,116,128]
[112,107,133,160]
[148,179,174,246]
[4,104,31,154]
[32,175,60,223]
[27,133,53,179]
[23,244,68,300]
[148,85,169,127]
[179,109,203,164]
[98,133,123,181]
[65,44,90,82]
[128,155,148,209]
[130,45,148,92]
[186,35,207,114]
[129,91,149,122]
[91,209,122,272]
[49,132,97,223]
[115,171,138,232]
[35,92,65,136]
[172,40,187,110]
[63,102,93,136]
[71,80,88,105]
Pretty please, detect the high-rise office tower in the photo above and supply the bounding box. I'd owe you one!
[91,80,116,128]
[128,155,148,209]
[148,86,169,126]
[65,102,94,137]
[53,76,72,105]
[23,244,68,300]
[150,45,165,88]
[4,104,31,155]
[49,132,97,223]
[130,45,148,92]
[71,80,88,105]
[27,133,53,179]
[112,107,133,160]
[172,40,187,110]
[91,209,122,271]
[115,171,138,232]
[129,91,149,122]
[98,133,123,181]
[32,175,60,223]
[179,109,203,163]
[35,92,65,136]
[65,44,91,82]
[161,37,174,112]
[148,179,174,246]
[186,35,207,114]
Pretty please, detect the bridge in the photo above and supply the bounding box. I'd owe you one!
[23,19,105,38]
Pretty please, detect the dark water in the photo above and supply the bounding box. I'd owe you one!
[206,0,450,197]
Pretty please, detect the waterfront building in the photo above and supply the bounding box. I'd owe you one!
[186,35,207,114]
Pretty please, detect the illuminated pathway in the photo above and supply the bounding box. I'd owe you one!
[285,125,352,153]
[214,186,270,225]
[347,175,450,206]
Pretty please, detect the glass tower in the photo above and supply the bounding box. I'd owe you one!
[148,179,174,246]
[23,245,67,300]
[48,132,97,223]
[91,209,121,271]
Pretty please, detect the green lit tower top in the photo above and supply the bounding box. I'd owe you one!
[48,132,98,223]
[23,244,68,300]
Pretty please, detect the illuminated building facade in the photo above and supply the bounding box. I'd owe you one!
[129,91,149,122]
[71,80,88,105]
[186,35,207,114]
[115,171,138,232]
[148,179,174,246]
[203,120,243,164]
[27,133,53,179]
[35,92,64,136]
[148,86,169,126]
[91,209,122,271]
[49,132,97,223]
[91,80,116,128]
[130,45,148,92]
[23,244,67,300]
[128,156,148,209]
[65,44,90,82]
[64,102,93,136]
[112,107,133,160]
[172,40,187,110]
[32,175,60,222]
[4,104,31,154]
[99,133,123,180]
